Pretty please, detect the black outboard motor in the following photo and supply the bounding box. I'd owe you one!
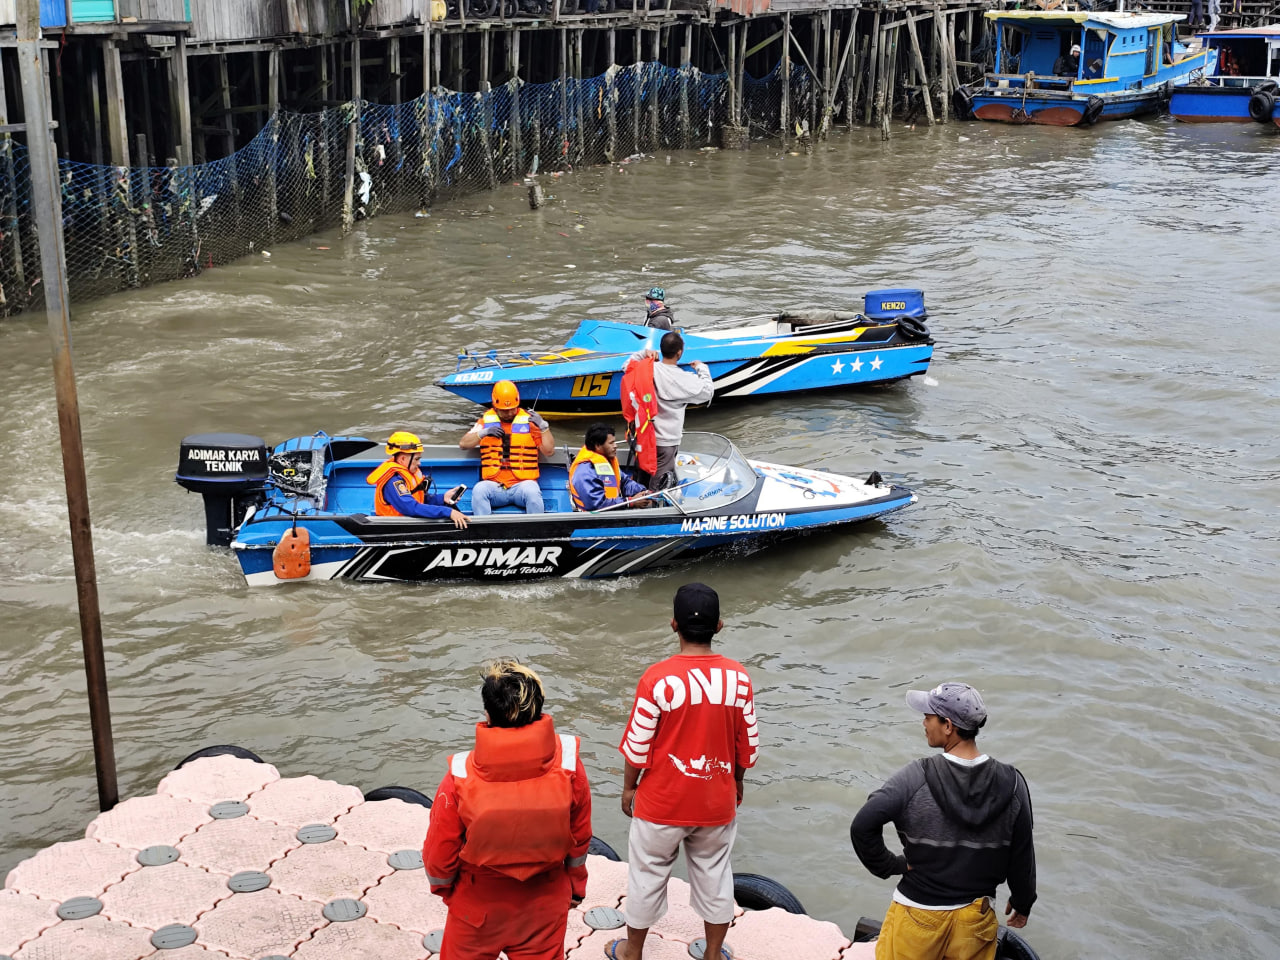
[175,433,269,546]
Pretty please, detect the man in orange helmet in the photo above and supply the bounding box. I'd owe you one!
[459,380,555,515]
[366,431,468,528]
[423,659,592,960]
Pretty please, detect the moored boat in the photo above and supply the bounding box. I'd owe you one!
[1169,27,1280,125]
[435,289,933,417]
[175,430,916,586]
[955,11,1212,126]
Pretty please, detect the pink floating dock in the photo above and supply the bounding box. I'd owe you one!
[1,756,874,960]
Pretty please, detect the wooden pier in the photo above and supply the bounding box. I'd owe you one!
[0,0,996,170]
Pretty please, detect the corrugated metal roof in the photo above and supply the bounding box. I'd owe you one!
[985,11,1186,30]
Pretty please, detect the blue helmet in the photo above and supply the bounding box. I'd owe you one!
[646,286,666,302]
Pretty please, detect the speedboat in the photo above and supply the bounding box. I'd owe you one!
[1169,27,1280,125]
[174,430,916,586]
[435,289,933,417]
[955,11,1213,125]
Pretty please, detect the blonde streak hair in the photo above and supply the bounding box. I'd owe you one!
[482,658,545,725]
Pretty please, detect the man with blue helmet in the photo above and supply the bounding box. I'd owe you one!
[643,286,675,331]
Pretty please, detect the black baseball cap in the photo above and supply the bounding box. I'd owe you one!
[673,582,719,642]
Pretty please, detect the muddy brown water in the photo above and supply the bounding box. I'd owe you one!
[2,119,1278,959]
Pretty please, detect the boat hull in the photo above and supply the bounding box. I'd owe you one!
[440,341,933,416]
[1170,84,1280,123]
[971,88,1167,125]
[233,493,914,586]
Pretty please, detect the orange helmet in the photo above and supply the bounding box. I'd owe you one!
[491,380,520,411]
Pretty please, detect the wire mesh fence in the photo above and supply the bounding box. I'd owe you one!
[0,59,808,318]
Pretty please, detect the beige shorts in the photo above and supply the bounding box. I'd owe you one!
[625,817,738,929]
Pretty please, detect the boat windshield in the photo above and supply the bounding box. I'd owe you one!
[660,433,757,515]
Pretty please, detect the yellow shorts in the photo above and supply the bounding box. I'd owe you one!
[874,897,998,960]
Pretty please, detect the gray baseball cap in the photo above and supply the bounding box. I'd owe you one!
[905,682,988,730]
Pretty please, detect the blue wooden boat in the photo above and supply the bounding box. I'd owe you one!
[174,431,916,585]
[955,11,1213,126]
[1169,27,1280,126]
[436,289,933,417]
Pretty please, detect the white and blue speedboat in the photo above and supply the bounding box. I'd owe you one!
[1169,27,1280,126]
[175,431,916,586]
[436,289,932,417]
[955,11,1212,125]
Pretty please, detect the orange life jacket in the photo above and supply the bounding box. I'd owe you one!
[479,408,541,485]
[365,460,425,516]
[451,715,578,881]
[569,447,621,511]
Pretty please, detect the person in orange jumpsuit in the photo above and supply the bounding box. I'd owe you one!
[423,659,593,960]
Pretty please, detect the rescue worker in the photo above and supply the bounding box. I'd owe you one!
[569,422,651,511]
[629,332,713,489]
[366,431,468,528]
[642,286,676,331]
[459,380,554,515]
[423,659,593,960]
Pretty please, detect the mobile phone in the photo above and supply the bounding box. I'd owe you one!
[447,484,467,503]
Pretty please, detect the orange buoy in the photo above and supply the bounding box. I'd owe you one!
[273,526,311,580]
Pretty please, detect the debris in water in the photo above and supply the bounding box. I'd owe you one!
[261,251,271,258]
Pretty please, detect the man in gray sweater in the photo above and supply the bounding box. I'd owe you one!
[631,331,714,488]
[850,682,1036,960]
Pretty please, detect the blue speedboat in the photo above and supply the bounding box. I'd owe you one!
[436,289,932,417]
[955,11,1212,126]
[175,431,916,586]
[1170,27,1280,126]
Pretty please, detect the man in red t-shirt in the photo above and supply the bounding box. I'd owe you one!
[607,583,759,960]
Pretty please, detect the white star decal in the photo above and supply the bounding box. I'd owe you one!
[851,357,863,372]
[870,355,883,371]
[831,358,845,374]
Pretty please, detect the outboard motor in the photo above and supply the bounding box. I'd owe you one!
[175,433,269,546]
[864,288,927,321]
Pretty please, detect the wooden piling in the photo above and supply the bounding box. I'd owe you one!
[680,24,691,148]
[633,28,643,153]
[605,29,617,161]
[864,9,881,126]
[169,34,193,167]
[574,29,585,164]
[509,30,523,177]
[648,29,659,148]
[846,11,861,129]
[905,14,936,126]
[781,12,791,140]
[559,29,569,166]
[821,11,833,138]
[342,39,360,233]
[479,31,497,187]
[932,10,950,122]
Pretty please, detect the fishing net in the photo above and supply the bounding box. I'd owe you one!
[0,59,803,318]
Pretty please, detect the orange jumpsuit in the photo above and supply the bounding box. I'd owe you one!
[423,715,592,960]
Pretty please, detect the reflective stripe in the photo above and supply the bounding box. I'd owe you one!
[451,751,470,779]
[427,873,456,886]
[559,734,577,771]
[566,854,588,868]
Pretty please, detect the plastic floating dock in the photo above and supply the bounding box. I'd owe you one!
[1,755,874,960]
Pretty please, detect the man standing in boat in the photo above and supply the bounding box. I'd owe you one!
[850,682,1036,960]
[643,286,676,331]
[609,583,759,960]
[459,380,554,515]
[423,659,593,960]
[569,423,652,511]
[366,431,468,528]
[630,332,713,489]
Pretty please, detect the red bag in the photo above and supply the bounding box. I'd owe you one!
[621,356,658,477]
